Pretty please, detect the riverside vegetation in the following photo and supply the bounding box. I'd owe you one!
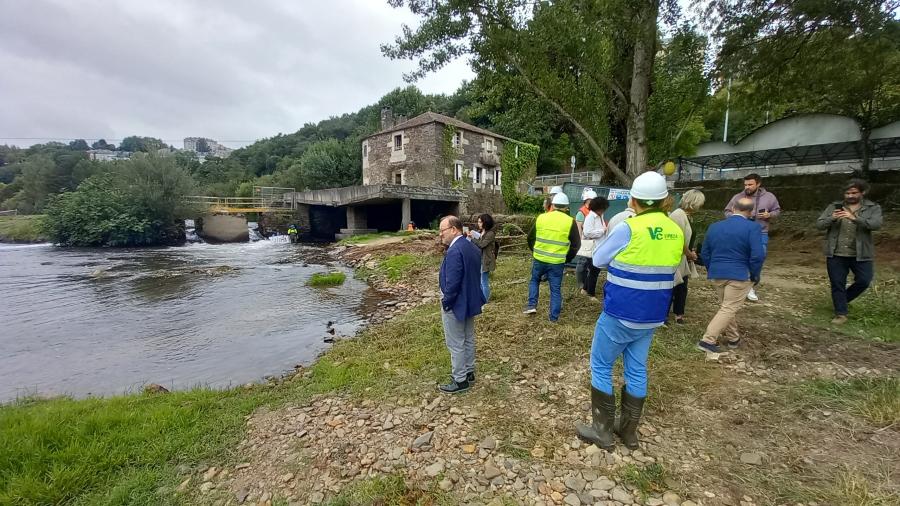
[1,213,897,505]
[0,215,45,243]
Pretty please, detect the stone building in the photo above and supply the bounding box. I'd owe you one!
[362,109,508,196]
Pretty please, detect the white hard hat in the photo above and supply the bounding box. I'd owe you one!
[549,185,563,195]
[582,188,598,200]
[551,192,570,206]
[630,171,669,200]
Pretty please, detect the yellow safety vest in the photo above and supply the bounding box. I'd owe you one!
[533,210,573,264]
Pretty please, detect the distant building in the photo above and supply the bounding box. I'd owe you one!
[361,109,508,192]
[183,137,233,158]
[87,149,132,162]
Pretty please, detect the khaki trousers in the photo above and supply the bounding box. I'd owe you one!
[702,280,753,343]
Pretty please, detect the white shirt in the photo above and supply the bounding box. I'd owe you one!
[583,211,607,254]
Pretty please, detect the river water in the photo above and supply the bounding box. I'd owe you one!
[0,241,374,402]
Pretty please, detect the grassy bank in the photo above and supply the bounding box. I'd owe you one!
[0,215,46,243]
[2,238,897,505]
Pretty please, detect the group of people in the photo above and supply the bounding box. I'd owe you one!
[434,171,884,451]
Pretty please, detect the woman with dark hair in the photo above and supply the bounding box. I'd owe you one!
[582,196,610,299]
[468,213,497,301]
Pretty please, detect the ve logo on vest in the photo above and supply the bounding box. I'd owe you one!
[647,227,664,240]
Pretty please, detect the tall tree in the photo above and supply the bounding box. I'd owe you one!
[382,0,680,185]
[91,139,116,150]
[707,0,900,173]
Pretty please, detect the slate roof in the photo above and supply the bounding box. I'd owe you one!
[364,111,514,142]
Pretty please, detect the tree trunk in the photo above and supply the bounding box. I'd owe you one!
[860,126,872,176]
[625,0,658,179]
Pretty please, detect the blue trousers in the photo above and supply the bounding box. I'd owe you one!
[481,271,491,302]
[590,312,655,398]
[528,259,564,321]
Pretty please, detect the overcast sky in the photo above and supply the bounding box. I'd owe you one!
[0,0,474,149]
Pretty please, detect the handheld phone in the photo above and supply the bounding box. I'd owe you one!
[835,204,844,210]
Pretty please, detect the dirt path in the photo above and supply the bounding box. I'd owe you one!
[194,235,898,506]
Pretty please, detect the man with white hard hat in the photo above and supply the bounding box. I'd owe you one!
[525,191,581,322]
[575,187,599,294]
[576,171,683,451]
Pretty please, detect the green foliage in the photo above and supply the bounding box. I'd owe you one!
[0,215,46,242]
[337,231,412,245]
[308,272,347,287]
[619,463,668,498]
[42,156,196,247]
[798,377,900,428]
[500,140,540,212]
[118,136,168,153]
[276,138,360,191]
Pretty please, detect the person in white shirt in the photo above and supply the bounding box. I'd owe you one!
[581,196,610,299]
[575,188,599,294]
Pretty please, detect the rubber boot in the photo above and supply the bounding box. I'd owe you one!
[616,384,646,450]
[575,386,616,450]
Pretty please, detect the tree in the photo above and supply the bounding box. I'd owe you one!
[119,136,168,153]
[382,0,681,185]
[276,139,360,191]
[68,139,90,151]
[91,139,116,150]
[707,0,900,173]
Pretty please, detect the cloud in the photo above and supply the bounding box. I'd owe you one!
[0,0,473,148]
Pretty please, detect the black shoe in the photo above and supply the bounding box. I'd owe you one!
[615,385,646,450]
[575,387,616,451]
[438,380,470,394]
[466,372,475,383]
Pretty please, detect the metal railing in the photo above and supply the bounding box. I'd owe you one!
[533,171,602,187]
[184,195,295,213]
[0,209,18,216]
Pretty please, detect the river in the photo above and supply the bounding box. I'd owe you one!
[0,241,375,402]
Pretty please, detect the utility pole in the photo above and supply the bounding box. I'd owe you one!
[723,77,732,142]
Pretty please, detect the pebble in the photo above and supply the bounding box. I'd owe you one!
[424,462,444,477]
[202,467,218,481]
[479,436,497,450]
[564,493,581,505]
[565,476,587,492]
[611,486,633,503]
[411,431,434,449]
[593,478,616,491]
[199,481,214,493]
[483,462,502,480]
[740,452,763,465]
[663,491,681,505]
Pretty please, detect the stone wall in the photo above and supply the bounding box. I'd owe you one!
[676,170,900,211]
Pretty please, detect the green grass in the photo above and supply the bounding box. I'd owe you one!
[307,271,347,287]
[0,215,46,242]
[796,377,900,428]
[619,463,668,498]
[378,253,436,282]
[807,276,900,343]
[337,231,414,246]
[325,474,452,506]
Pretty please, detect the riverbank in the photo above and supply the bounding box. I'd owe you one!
[1,214,898,505]
[0,215,46,243]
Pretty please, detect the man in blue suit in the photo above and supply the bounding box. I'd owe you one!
[698,197,765,353]
[438,215,486,393]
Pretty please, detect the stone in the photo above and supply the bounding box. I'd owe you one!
[199,482,214,493]
[593,478,617,491]
[582,470,598,482]
[550,491,564,502]
[411,431,434,449]
[530,446,546,458]
[565,476,587,492]
[681,502,698,506]
[235,489,250,503]
[439,479,454,491]
[281,472,295,483]
[202,467,218,481]
[176,478,191,492]
[584,444,603,456]
[611,487,633,503]
[564,493,582,505]
[462,444,477,454]
[662,492,681,506]
[740,452,763,465]
[483,462,503,480]
[425,462,445,477]
[479,436,497,450]
[647,498,664,506]
[309,492,325,503]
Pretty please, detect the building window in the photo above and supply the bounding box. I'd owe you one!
[494,169,501,187]
[475,166,483,184]
[453,130,462,148]
[363,142,368,158]
[485,138,494,153]
[454,162,463,181]
[394,171,403,185]
[393,134,402,151]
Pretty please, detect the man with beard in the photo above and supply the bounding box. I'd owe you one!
[724,173,780,301]
[815,180,883,325]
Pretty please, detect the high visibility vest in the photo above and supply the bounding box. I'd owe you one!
[603,210,683,324]
[533,210,573,264]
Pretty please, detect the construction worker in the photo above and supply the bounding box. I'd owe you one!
[576,172,683,451]
[525,192,580,322]
[287,224,299,243]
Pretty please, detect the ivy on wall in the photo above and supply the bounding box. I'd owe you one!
[500,140,541,212]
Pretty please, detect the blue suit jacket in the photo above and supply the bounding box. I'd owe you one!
[700,215,765,282]
[440,236,486,321]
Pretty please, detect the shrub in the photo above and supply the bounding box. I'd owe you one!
[308,272,347,287]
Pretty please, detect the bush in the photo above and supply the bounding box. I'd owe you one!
[308,272,347,287]
[42,156,196,247]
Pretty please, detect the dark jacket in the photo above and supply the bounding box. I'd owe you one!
[527,209,581,263]
[815,199,883,261]
[701,215,765,282]
[440,236,486,321]
[470,229,497,273]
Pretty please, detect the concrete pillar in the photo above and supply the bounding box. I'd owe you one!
[346,206,367,229]
[401,198,411,230]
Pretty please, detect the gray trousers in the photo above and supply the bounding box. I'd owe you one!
[441,309,475,383]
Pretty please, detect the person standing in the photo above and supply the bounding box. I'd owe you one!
[467,213,498,302]
[575,172,683,451]
[697,198,765,353]
[669,189,705,324]
[437,216,486,394]
[525,193,581,322]
[815,180,883,325]
[724,173,780,301]
[575,188,599,294]
[581,196,610,300]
